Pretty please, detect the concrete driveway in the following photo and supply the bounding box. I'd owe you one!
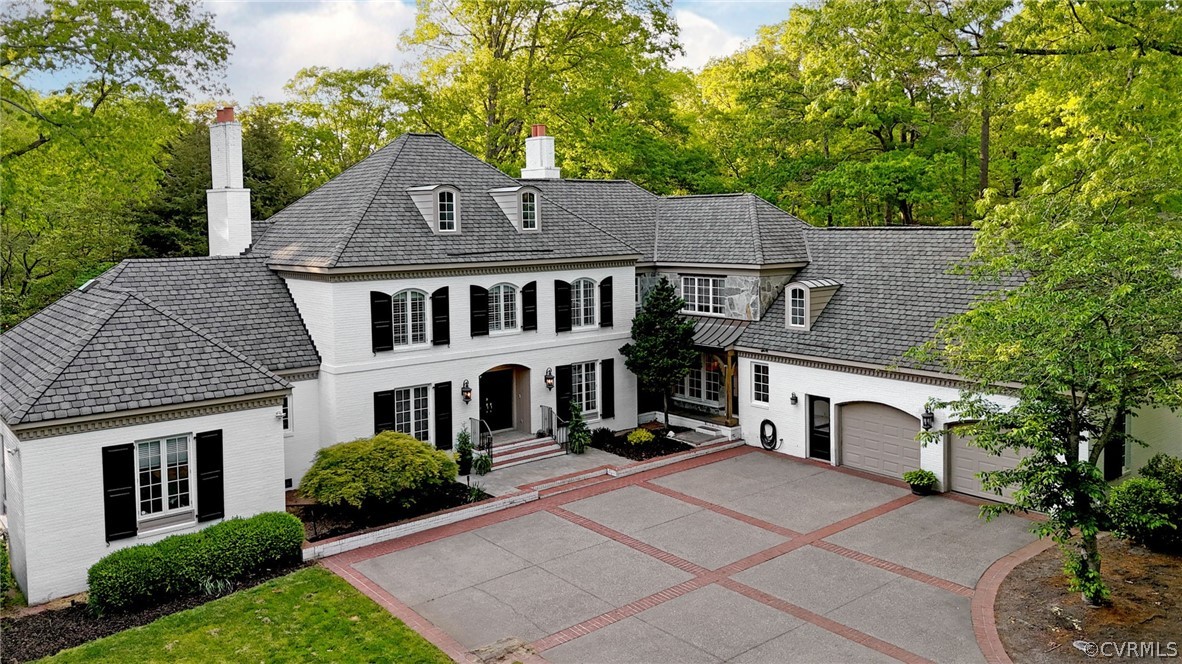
[335,448,1037,663]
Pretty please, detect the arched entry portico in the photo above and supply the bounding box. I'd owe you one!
[478,364,532,439]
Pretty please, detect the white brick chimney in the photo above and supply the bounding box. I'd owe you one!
[520,124,561,179]
[207,107,252,256]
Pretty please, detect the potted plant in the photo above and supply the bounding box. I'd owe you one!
[456,428,474,475]
[903,469,938,496]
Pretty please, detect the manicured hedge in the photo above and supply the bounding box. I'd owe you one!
[299,431,458,509]
[1108,453,1182,553]
[87,512,303,614]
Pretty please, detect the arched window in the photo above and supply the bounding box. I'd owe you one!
[789,287,807,327]
[437,190,457,232]
[571,278,596,327]
[489,284,518,332]
[521,191,538,230]
[392,290,428,345]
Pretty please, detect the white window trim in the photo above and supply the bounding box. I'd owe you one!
[571,278,597,329]
[787,286,808,329]
[572,360,599,419]
[752,362,770,408]
[436,187,460,233]
[488,283,521,335]
[282,396,293,436]
[390,289,431,349]
[673,355,724,407]
[134,433,195,524]
[681,275,727,316]
[520,190,540,232]
[391,384,431,442]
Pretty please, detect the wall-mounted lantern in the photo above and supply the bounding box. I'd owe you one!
[461,379,472,403]
[544,367,555,391]
[790,392,799,405]
[921,408,935,431]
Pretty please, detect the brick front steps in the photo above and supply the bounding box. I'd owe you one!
[490,438,566,470]
[302,439,746,561]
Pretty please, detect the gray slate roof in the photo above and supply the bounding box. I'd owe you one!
[0,286,288,425]
[97,256,319,372]
[739,227,1011,369]
[530,182,811,266]
[250,134,641,268]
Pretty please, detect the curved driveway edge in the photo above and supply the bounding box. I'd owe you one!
[971,537,1055,664]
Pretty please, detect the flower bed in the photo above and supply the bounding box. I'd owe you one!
[290,481,492,542]
[589,428,693,462]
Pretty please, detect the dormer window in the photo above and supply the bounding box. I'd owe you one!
[788,287,807,327]
[437,190,457,232]
[521,191,538,230]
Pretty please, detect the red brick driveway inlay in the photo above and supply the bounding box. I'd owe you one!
[326,445,1034,664]
[971,537,1056,664]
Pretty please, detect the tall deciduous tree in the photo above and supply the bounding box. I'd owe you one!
[619,277,698,426]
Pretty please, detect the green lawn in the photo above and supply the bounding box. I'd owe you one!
[46,566,452,663]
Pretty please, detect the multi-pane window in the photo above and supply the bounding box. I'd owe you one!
[392,290,427,345]
[282,397,290,430]
[753,363,770,404]
[489,284,518,332]
[572,361,597,415]
[521,192,538,230]
[394,386,430,441]
[437,190,457,231]
[789,287,806,327]
[705,368,722,403]
[138,435,190,517]
[572,278,596,327]
[682,276,726,315]
[675,354,724,405]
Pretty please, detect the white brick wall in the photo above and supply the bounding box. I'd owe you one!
[737,356,1015,488]
[283,377,322,486]
[13,405,285,604]
[1129,405,1182,472]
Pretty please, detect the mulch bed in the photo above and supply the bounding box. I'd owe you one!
[0,560,309,663]
[290,481,493,542]
[590,430,693,462]
[995,535,1181,663]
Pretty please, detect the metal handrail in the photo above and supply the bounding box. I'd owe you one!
[469,417,494,465]
[540,405,570,453]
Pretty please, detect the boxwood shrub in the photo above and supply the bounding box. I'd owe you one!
[1108,453,1182,553]
[87,511,303,614]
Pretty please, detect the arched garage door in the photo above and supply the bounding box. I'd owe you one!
[947,430,1023,503]
[839,402,921,478]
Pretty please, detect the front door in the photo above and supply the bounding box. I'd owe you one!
[808,396,831,461]
[479,369,515,431]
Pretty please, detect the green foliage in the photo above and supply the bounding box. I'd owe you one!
[1107,478,1179,552]
[626,428,655,447]
[591,427,615,447]
[567,401,590,455]
[902,469,937,489]
[455,428,474,475]
[50,567,452,663]
[300,431,458,509]
[1141,454,1182,488]
[472,452,492,476]
[620,277,698,426]
[86,512,303,614]
[0,532,25,609]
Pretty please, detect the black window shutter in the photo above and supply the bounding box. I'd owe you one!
[370,291,393,352]
[431,287,450,346]
[601,359,615,418]
[522,281,537,331]
[470,285,489,337]
[555,280,571,333]
[556,364,573,421]
[102,444,137,542]
[599,277,613,328]
[195,430,224,522]
[433,382,452,450]
[374,390,396,433]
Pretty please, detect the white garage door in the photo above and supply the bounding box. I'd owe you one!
[839,402,921,478]
[947,431,1024,503]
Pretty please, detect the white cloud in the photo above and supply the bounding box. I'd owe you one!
[204,0,418,102]
[671,9,746,71]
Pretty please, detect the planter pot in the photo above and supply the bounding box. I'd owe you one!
[910,484,934,496]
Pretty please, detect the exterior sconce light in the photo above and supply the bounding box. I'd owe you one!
[790,393,799,405]
[461,379,472,404]
[922,408,935,431]
[544,368,555,391]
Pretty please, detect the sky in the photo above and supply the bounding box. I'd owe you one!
[199,0,800,103]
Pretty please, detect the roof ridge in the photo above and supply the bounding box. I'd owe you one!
[328,135,413,268]
[534,191,644,257]
[10,290,129,422]
[121,289,289,387]
[663,193,747,199]
[812,225,978,231]
[747,194,764,263]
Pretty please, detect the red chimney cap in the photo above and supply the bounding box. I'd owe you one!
[215,107,236,123]
[530,124,547,138]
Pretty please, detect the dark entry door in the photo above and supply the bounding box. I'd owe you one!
[808,396,831,461]
[480,370,514,431]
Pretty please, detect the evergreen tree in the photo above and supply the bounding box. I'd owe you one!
[619,277,698,427]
